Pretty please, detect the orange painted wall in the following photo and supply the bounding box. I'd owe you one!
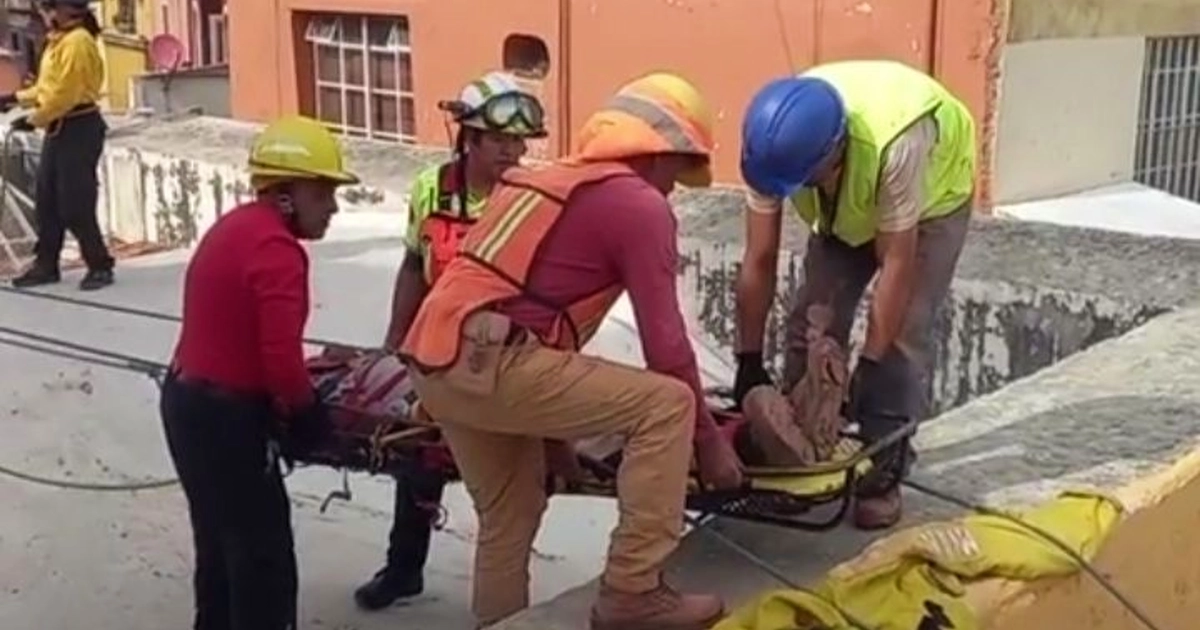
[228,0,998,194]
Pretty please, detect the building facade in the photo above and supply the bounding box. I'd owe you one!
[226,0,994,193]
[219,0,1200,208]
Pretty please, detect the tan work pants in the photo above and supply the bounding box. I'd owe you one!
[411,337,695,626]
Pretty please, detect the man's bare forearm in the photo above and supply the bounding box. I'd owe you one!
[863,258,914,361]
[735,263,776,353]
[384,252,428,349]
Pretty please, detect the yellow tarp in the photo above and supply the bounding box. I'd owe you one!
[715,491,1124,630]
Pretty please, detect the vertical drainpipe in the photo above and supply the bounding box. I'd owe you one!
[556,0,571,159]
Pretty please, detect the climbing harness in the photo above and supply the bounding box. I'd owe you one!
[0,288,1170,630]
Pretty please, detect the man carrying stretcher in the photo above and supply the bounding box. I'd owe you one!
[397,73,744,630]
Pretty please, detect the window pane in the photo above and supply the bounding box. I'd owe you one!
[371,94,399,133]
[316,45,340,82]
[395,17,411,47]
[344,48,365,86]
[367,18,396,48]
[305,16,338,42]
[369,52,397,91]
[346,90,366,129]
[340,16,363,44]
[400,97,416,137]
[398,53,413,93]
[317,87,342,125]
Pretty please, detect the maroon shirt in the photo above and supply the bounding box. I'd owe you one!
[172,202,315,412]
[502,175,720,443]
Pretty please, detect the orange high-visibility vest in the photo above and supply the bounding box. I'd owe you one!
[399,161,635,370]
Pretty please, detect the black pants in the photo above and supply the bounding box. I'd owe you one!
[32,110,113,273]
[160,373,297,630]
[384,458,446,575]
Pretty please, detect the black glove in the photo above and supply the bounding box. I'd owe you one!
[9,116,34,133]
[0,94,17,113]
[846,355,884,425]
[281,398,334,458]
[733,351,773,409]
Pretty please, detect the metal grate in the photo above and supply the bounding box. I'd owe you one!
[1134,35,1200,201]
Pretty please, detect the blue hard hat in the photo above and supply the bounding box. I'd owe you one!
[740,76,847,198]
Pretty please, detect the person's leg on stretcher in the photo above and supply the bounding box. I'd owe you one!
[398,73,742,630]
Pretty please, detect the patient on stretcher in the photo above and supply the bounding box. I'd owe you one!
[303,307,851,475]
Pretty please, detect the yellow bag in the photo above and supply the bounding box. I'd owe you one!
[715,491,1124,630]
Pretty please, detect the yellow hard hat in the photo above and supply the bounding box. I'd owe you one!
[248,115,360,188]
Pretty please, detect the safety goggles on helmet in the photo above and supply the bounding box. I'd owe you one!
[439,91,547,138]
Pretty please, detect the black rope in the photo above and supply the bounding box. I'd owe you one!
[0,286,351,349]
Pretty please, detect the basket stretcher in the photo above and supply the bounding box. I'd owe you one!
[300,350,915,532]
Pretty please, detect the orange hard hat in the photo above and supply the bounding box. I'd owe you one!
[574,72,715,187]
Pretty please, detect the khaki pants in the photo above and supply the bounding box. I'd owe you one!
[411,338,695,625]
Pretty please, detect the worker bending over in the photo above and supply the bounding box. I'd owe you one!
[398,73,743,630]
[356,71,548,611]
[734,60,975,530]
[161,116,357,629]
[3,0,114,291]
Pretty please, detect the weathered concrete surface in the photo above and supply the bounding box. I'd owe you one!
[1009,0,1200,41]
[497,300,1200,630]
[675,192,1193,414]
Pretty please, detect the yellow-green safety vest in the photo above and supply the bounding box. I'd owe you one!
[790,60,977,247]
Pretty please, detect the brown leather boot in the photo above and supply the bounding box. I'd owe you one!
[853,487,902,530]
[590,580,724,630]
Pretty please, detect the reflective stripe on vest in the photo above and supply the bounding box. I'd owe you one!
[399,161,633,370]
[789,61,977,247]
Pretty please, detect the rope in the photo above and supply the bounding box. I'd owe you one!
[0,285,353,350]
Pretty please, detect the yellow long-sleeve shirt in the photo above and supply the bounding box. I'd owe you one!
[15,25,103,128]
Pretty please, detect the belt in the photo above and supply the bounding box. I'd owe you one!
[168,367,271,405]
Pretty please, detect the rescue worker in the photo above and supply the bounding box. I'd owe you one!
[355,71,548,611]
[733,60,976,530]
[161,115,358,630]
[398,73,744,630]
[2,0,114,291]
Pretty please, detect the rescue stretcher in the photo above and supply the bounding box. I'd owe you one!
[300,348,916,532]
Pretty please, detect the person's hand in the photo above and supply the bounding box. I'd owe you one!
[694,433,744,490]
[846,355,883,424]
[282,398,334,457]
[9,116,34,133]
[732,351,773,409]
[0,94,17,113]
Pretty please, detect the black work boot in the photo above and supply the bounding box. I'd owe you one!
[354,566,424,610]
[79,269,114,291]
[353,468,445,611]
[10,266,60,288]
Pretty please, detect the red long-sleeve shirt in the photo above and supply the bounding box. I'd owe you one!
[172,202,315,412]
[502,175,721,444]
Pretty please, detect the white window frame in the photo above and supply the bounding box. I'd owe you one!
[206,12,228,65]
[304,14,416,143]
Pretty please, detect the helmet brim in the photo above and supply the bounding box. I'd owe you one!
[248,164,361,187]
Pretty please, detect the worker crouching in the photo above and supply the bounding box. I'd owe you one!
[398,73,744,630]
[2,0,114,291]
[161,116,358,630]
[733,60,976,530]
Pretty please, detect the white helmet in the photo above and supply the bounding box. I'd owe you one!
[442,71,548,138]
